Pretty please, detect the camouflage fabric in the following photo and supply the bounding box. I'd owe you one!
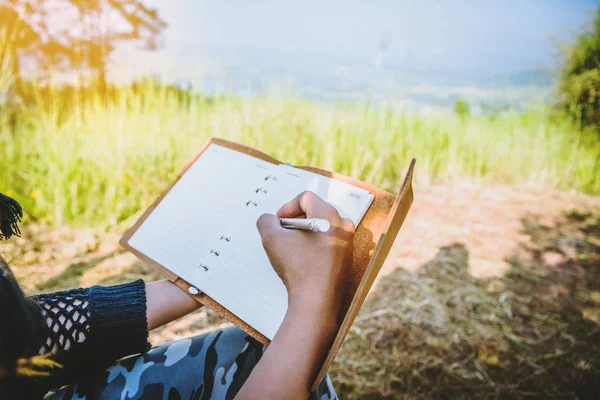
[44,326,338,400]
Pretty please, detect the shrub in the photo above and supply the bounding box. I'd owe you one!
[454,98,470,119]
[558,6,600,130]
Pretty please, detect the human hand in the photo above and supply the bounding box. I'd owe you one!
[256,191,355,319]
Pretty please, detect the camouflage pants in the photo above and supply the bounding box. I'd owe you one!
[44,326,338,400]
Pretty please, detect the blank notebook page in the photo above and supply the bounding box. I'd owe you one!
[128,144,374,339]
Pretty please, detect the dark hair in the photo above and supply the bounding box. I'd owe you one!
[0,257,49,376]
[0,193,56,377]
[0,193,22,241]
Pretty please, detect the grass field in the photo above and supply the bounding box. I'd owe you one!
[1,83,599,228]
[1,80,600,398]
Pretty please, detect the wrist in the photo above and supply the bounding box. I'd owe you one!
[285,298,339,343]
[287,287,341,329]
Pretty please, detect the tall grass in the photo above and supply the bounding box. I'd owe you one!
[1,83,599,228]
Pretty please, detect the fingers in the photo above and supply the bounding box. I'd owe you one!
[276,191,340,220]
[276,191,308,218]
[256,213,284,238]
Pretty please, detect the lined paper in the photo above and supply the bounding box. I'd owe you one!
[128,144,374,339]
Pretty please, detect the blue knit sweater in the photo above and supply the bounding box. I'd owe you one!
[2,280,148,399]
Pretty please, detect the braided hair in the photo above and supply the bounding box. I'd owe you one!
[0,193,60,378]
[0,193,22,241]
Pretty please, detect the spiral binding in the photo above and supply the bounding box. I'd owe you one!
[247,175,278,208]
[203,175,277,273]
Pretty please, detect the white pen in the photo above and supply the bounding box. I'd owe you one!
[280,218,331,233]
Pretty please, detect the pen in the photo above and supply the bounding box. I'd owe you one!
[279,218,331,233]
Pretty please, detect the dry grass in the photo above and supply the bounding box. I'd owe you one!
[332,211,600,399]
[2,186,600,399]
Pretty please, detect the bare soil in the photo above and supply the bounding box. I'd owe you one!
[3,184,600,399]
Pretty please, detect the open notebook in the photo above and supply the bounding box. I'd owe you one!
[121,138,415,389]
[127,144,375,339]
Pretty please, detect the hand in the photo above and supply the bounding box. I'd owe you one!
[256,191,355,319]
[240,192,354,399]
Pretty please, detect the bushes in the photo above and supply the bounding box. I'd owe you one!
[558,6,600,130]
[454,99,470,119]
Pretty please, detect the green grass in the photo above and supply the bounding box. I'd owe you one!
[1,83,599,227]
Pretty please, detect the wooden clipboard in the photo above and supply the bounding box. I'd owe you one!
[120,137,415,390]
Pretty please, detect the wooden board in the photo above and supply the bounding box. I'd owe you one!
[119,137,415,390]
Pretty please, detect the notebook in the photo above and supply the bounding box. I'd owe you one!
[121,138,415,389]
[127,143,375,339]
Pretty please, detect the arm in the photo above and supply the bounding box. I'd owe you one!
[34,279,201,371]
[33,280,148,378]
[237,293,338,399]
[146,279,202,330]
[237,191,355,399]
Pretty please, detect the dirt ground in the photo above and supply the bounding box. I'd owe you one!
[3,184,600,398]
[388,183,598,278]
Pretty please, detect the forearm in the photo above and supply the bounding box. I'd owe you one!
[32,280,149,376]
[146,280,202,330]
[236,295,338,399]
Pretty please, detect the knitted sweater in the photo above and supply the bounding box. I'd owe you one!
[1,280,149,399]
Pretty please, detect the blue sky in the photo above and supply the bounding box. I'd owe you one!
[142,0,599,74]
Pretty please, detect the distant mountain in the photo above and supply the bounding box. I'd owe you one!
[113,43,556,113]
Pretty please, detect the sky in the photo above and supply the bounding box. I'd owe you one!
[138,0,599,74]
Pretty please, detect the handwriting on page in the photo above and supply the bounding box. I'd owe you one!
[128,144,374,339]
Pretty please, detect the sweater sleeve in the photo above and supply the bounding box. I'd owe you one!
[88,280,150,363]
[33,280,149,373]
[0,281,149,399]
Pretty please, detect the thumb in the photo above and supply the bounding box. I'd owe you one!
[256,213,283,238]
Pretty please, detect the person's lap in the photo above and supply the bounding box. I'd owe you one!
[45,326,338,400]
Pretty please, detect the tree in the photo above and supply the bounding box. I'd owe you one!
[0,0,166,95]
[454,98,470,119]
[0,1,47,95]
[558,6,600,130]
[67,0,167,92]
